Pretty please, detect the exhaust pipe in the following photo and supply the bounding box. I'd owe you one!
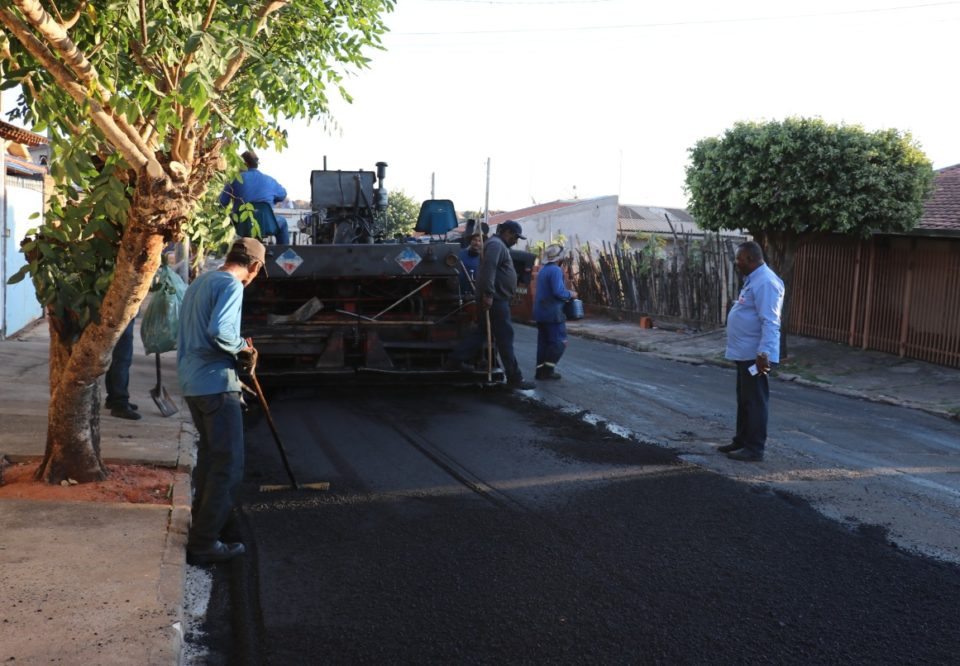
[375,161,388,210]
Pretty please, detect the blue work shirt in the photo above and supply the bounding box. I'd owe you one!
[177,270,246,396]
[725,263,785,363]
[218,169,287,211]
[533,262,572,323]
[458,248,480,294]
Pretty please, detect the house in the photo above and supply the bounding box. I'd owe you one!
[0,120,47,339]
[618,204,746,250]
[481,196,620,251]
[618,205,698,241]
[788,163,960,368]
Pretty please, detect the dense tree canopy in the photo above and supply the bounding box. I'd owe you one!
[685,117,934,240]
[382,189,419,239]
[684,117,934,355]
[0,0,393,482]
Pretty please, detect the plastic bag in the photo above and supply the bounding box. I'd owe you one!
[141,265,187,354]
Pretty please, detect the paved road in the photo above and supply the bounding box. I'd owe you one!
[186,333,960,663]
[512,325,960,564]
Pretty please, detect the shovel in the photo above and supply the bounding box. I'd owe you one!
[151,352,179,417]
[242,341,329,493]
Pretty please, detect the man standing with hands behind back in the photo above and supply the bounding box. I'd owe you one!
[718,241,784,462]
[177,237,266,564]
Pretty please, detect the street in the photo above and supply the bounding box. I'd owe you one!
[187,328,960,664]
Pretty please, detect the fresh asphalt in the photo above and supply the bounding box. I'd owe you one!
[187,328,960,664]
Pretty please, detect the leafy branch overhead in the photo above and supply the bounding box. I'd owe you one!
[0,0,394,484]
[1,0,394,329]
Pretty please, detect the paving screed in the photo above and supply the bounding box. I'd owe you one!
[190,386,960,665]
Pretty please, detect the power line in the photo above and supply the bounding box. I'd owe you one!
[397,1,960,35]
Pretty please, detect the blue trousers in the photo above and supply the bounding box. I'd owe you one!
[234,204,289,244]
[451,298,522,382]
[536,322,567,369]
[186,392,245,547]
[734,361,769,453]
[105,320,135,407]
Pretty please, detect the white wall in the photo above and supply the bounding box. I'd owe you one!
[2,175,44,337]
[515,196,619,252]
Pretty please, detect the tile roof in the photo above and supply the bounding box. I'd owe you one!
[618,205,697,234]
[453,199,583,234]
[4,154,46,177]
[486,200,581,228]
[919,164,960,231]
[0,120,47,146]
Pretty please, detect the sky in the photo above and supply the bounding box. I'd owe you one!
[260,0,960,213]
[5,0,960,213]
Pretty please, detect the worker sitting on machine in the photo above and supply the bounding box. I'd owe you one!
[219,150,289,244]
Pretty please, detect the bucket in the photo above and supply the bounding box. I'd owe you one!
[564,298,584,320]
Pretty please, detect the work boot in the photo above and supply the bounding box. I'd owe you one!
[726,448,763,462]
[535,365,561,380]
[110,405,142,420]
[717,441,743,453]
[105,400,138,411]
[187,540,246,565]
[507,377,536,391]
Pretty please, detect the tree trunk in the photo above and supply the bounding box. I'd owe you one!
[36,317,107,482]
[34,218,170,484]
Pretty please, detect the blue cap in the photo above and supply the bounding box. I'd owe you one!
[498,220,525,239]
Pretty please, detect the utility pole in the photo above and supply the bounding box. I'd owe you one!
[483,157,490,227]
[431,172,435,200]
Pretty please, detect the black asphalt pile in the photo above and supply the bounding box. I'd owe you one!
[208,390,960,664]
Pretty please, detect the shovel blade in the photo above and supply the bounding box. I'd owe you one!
[151,386,179,417]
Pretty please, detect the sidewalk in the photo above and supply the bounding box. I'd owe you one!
[0,320,192,665]
[1,313,958,664]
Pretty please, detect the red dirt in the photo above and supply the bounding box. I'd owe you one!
[0,461,177,505]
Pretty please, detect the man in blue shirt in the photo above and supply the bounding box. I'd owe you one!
[458,232,482,295]
[719,241,784,462]
[219,150,289,244]
[533,244,577,380]
[178,237,266,564]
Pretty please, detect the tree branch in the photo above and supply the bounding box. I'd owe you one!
[202,0,217,31]
[0,7,154,176]
[175,0,286,170]
[6,0,165,181]
[62,0,89,30]
[138,0,147,47]
[214,0,288,92]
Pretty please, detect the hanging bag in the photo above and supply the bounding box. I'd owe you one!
[140,265,187,354]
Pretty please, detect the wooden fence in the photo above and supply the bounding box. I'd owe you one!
[574,234,745,329]
[789,235,960,368]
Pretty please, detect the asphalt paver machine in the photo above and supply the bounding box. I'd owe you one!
[240,162,509,386]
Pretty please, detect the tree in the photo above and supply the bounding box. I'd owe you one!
[381,189,419,239]
[0,0,393,483]
[685,117,934,353]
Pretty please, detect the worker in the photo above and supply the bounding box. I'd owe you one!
[177,237,266,565]
[533,244,577,380]
[219,150,289,244]
[458,232,482,294]
[104,319,140,420]
[447,220,535,390]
